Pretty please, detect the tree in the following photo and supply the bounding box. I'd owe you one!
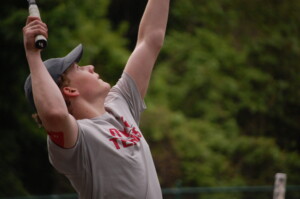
[141,0,300,188]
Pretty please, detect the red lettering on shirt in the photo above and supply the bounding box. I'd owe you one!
[109,128,122,137]
[120,129,130,137]
[48,131,64,147]
[132,127,142,138]
[130,136,140,142]
[121,117,130,127]
[108,117,142,150]
[122,140,134,148]
[109,137,121,149]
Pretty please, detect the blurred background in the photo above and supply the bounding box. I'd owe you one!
[1,0,300,198]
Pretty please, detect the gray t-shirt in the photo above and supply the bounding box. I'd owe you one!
[48,73,162,199]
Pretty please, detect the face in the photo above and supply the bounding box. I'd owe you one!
[64,63,111,101]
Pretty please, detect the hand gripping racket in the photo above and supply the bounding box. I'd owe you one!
[27,0,47,49]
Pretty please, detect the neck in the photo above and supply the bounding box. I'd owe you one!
[70,98,107,120]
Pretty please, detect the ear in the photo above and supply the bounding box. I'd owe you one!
[62,87,80,97]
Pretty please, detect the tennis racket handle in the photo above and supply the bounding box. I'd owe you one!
[28,4,47,49]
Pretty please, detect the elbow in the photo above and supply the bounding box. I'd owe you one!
[144,30,166,50]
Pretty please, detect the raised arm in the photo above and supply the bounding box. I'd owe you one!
[23,17,78,148]
[124,0,170,99]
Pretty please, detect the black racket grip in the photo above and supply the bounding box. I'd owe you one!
[35,35,47,49]
[28,4,47,49]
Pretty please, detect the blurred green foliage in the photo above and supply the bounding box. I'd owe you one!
[0,0,300,197]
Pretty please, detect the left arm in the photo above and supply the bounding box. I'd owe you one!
[124,0,170,99]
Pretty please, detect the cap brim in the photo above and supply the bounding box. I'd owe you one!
[61,43,83,74]
[45,44,83,84]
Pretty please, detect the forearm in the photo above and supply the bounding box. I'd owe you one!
[26,52,68,119]
[137,0,170,47]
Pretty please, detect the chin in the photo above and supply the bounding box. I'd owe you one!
[98,79,110,87]
[104,82,111,89]
[102,82,111,93]
[98,82,111,98]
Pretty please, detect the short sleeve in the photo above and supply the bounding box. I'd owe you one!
[47,125,86,175]
[105,72,146,124]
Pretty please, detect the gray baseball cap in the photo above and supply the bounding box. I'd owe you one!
[24,44,83,111]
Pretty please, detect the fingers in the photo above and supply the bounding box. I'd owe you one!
[23,16,48,51]
[23,27,48,41]
[24,24,48,37]
[26,16,41,25]
[25,17,47,31]
[23,17,48,38]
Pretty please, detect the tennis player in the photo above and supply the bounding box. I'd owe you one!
[23,0,170,198]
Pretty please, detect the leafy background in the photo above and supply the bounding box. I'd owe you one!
[1,0,300,196]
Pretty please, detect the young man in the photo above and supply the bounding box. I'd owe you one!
[23,0,169,198]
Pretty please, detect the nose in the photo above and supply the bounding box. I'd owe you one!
[85,65,94,73]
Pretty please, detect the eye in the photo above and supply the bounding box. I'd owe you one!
[76,65,83,71]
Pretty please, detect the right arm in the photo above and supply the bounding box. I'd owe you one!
[23,16,78,148]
